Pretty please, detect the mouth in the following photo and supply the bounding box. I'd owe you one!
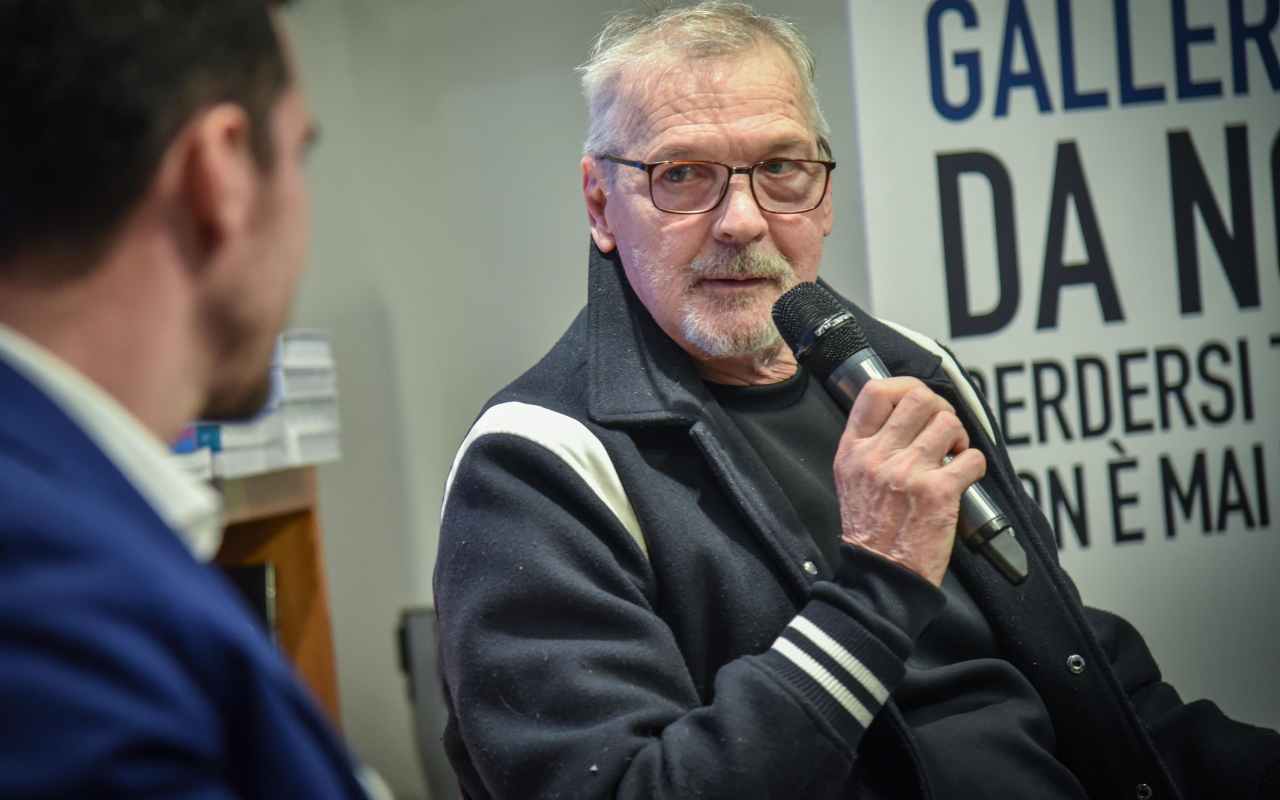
[696,275,776,290]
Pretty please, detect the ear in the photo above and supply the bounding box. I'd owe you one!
[176,104,259,260]
[582,156,616,253]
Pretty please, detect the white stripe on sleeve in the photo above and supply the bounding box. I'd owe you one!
[788,616,889,704]
[772,637,874,729]
[441,401,647,559]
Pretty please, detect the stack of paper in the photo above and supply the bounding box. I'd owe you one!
[170,329,342,480]
[273,329,342,469]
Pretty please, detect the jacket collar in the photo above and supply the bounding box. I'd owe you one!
[584,240,943,428]
[586,242,706,427]
[0,325,222,559]
[0,356,170,532]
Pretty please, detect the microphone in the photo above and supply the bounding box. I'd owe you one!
[772,283,1029,585]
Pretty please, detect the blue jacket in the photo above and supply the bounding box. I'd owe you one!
[0,357,367,799]
[435,243,1280,799]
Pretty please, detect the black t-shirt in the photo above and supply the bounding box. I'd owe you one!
[708,369,1088,798]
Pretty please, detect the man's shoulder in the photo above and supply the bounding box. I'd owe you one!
[0,411,167,564]
[0,424,255,661]
[0,443,304,744]
[0,467,214,647]
[0,478,357,796]
[0,459,215,729]
[441,306,649,538]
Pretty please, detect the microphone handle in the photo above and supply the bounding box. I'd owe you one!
[824,351,1029,585]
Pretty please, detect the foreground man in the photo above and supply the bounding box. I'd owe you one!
[0,2,371,796]
[436,2,1280,797]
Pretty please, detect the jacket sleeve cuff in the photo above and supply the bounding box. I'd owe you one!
[752,548,945,751]
[830,543,947,644]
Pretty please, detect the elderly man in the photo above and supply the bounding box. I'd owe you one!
[435,2,1280,798]
[0,2,373,796]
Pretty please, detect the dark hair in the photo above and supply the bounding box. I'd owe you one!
[0,1,297,275]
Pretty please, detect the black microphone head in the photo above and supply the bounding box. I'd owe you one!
[772,283,840,352]
[806,322,871,382]
[772,283,870,382]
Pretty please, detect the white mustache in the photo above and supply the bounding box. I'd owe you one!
[689,248,794,282]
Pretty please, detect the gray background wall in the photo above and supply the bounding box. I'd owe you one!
[284,1,865,796]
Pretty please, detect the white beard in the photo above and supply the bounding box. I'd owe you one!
[677,245,797,358]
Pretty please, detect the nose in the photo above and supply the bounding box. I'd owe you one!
[711,174,768,246]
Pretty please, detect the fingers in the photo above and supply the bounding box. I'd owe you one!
[940,447,987,489]
[848,377,947,439]
[835,377,988,587]
[848,378,959,450]
[912,406,970,464]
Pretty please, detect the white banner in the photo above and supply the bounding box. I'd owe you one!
[848,0,1280,728]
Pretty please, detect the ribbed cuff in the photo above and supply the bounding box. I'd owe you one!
[828,543,947,645]
[757,594,912,748]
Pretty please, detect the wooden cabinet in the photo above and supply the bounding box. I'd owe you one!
[214,466,341,727]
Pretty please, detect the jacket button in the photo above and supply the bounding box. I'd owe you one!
[802,560,819,576]
[1066,654,1086,674]
[1135,783,1152,799]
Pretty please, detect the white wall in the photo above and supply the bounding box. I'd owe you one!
[284,1,865,796]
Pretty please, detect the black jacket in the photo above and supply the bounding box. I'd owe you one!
[435,244,1280,799]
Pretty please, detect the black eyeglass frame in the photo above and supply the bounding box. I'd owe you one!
[599,154,838,215]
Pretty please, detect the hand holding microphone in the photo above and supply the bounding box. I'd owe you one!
[831,376,987,586]
[772,283,1029,586]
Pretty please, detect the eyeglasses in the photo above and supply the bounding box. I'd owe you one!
[600,155,837,215]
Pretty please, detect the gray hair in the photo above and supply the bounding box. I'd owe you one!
[578,1,832,159]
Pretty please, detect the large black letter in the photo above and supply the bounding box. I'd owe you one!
[1161,450,1210,536]
[1109,456,1144,543]
[1075,355,1112,438]
[1037,141,1125,329]
[1032,359,1074,442]
[938,151,1020,338]
[1217,447,1256,530]
[1153,346,1196,430]
[1048,465,1089,549]
[1168,125,1259,314]
[1255,444,1271,526]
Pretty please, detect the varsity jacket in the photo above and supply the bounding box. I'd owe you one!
[434,244,1280,799]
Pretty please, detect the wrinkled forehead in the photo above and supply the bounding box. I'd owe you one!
[612,45,815,155]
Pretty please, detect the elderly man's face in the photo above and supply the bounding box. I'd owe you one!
[584,45,833,363]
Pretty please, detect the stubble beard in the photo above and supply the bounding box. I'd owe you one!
[202,367,274,422]
[670,245,799,360]
[197,292,281,422]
